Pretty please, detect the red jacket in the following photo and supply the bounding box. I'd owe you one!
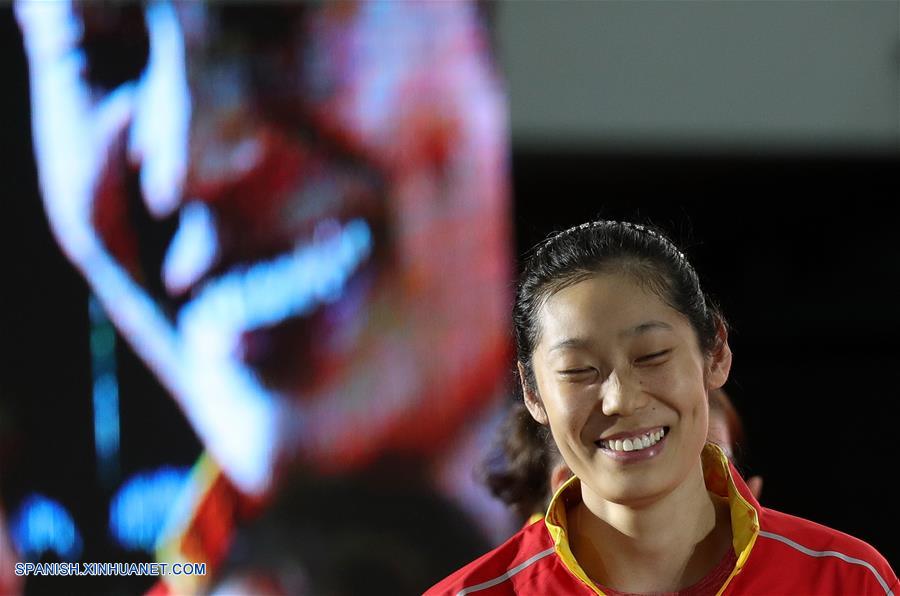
[426,444,897,595]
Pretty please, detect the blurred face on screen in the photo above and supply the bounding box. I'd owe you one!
[16,1,510,494]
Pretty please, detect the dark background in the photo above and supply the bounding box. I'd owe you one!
[513,150,900,569]
[2,6,897,593]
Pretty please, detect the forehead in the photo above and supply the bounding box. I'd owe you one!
[537,273,686,349]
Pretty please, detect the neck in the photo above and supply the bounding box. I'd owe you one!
[570,460,732,593]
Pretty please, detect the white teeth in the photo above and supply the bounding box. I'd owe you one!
[601,428,666,452]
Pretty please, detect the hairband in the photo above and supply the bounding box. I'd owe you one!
[534,220,682,258]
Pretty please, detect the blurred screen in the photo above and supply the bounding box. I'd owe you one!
[2,2,515,593]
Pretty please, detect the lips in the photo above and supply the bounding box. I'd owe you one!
[598,427,668,453]
[597,426,669,452]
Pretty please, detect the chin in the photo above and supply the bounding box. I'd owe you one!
[587,471,676,507]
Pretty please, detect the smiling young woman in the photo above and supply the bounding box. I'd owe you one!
[427,220,897,596]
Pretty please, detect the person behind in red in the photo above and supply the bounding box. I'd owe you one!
[706,388,763,501]
[428,220,897,595]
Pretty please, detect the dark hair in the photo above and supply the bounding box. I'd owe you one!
[514,220,725,392]
[480,401,563,523]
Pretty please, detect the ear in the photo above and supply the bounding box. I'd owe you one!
[518,361,548,425]
[706,321,732,391]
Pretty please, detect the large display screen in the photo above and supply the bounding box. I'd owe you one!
[2,3,515,593]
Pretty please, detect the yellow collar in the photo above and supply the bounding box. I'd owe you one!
[544,443,760,595]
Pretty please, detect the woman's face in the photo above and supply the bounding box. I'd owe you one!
[524,272,729,506]
[17,1,511,494]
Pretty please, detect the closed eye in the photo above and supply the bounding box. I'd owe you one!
[634,349,671,364]
[558,368,599,382]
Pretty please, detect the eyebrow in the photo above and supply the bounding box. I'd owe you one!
[548,338,592,353]
[547,320,673,354]
[620,320,673,337]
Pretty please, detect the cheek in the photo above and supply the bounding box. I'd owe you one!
[648,356,707,400]
[639,361,709,440]
[684,387,710,433]
[638,366,685,400]
[541,389,592,447]
[669,368,711,442]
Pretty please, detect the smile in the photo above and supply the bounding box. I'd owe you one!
[598,427,667,453]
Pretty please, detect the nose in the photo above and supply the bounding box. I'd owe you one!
[600,369,649,417]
